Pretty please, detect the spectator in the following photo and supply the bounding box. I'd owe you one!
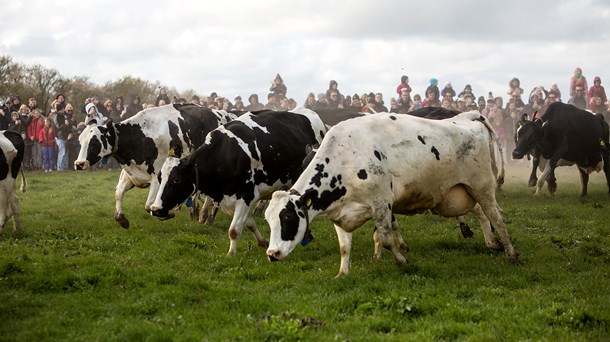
[409,94,423,111]
[440,81,456,99]
[588,96,606,113]
[109,100,122,123]
[361,92,377,113]
[14,105,32,170]
[39,117,57,172]
[394,91,412,113]
[441,99,452,110]
[246,94,264,111]
[65,104,80,168]
[155,87,171,107]
[27,97,39,111]
[115,96,124,111]
[264,93,282,110]
[477,96,486,112]
[528,86,548,104]
[343,95,352,108]
[396,75,412,98]
[315,93,329,110]
[233,99,246,111]
[548,83,562,102]
[507,77,524,98]
[27,108,44,171]
[588,76,607,104]
[426,78,440,101]
[191,95,201,105]
[56,94,66,107]
[389,97,399,111]
[325,80,341,99]
[269,73,287,100]
[122,94,143,120]
[90,96,106,116]
[350,94,362,112]
[569,67,588,98]
[464,96,477,111]
[421,89,440,108]
[85,103,105,125]
[8,111,26,135]
[11,95,22,111]
[327,90,342,109]
[374,93,388,112]
[455,97,466,112]
[458,84,476,102]
[53,103,73,171]
[0,97,14,129]
[568,86,587,110]
[494,97,504,114]
[507,90,526,112]
[103,99,113,117]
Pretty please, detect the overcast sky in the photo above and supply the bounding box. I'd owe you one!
[2,0,610,104]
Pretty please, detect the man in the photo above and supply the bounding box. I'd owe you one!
[326,90,343,109]
[53,103,72,171]
[246,94,264,111]
[568,86,587,110]
[155,87,171,107]
[0,97,14,130]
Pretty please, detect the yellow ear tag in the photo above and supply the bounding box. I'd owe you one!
[306,199,312,207]
[168,148,175,157]
[600,139,606,148]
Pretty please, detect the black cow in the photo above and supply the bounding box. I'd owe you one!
[150,108,326,255]
[512,102,610,198]
[0,131,26,232]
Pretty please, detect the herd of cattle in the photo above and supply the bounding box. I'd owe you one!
[1,102,608,276]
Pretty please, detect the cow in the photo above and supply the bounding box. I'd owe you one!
[74,104,236,228]
[264,111,517,277]
[150,108,326,255]
[512,102,610,199]
[0,131,26,232]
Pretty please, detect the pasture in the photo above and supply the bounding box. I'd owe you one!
[1,162,609,341]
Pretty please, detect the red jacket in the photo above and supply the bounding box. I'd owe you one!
[38,126,56,147]
[27,116,45,142]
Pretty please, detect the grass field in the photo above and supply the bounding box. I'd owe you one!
[1,162,609,341]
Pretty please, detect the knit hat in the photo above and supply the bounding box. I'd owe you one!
[85,103,97,114]
[430,78,438,85]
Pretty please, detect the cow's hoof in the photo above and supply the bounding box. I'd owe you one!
[578,195,589,202]
[398,242,410,253]
[528,178,537,187]
[372,252,382,261]
[487,237,504,251]
[115,214,130,229]
[547,182,557,194]
[189,207,199,220]
[258,240,269,249]
[156,213,175,221]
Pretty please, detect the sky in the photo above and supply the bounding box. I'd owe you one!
[2,0,610,104]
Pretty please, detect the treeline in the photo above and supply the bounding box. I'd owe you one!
[0,55,196,121]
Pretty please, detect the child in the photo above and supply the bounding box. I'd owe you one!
[38,118,56,172]
[409,94,422,111]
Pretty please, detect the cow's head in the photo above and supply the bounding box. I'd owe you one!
[512,114,543,159]
[74,121,116,170]
[150,154,197,219]
[265,189,315,262]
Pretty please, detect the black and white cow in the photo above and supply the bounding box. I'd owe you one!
[150,108,326,255]
[512,102,610,198]
[0,131,26,232]
[74,104,236,228]
[265,111,517,277]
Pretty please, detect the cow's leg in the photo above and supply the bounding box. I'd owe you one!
[115,171,135,229]
[144,177,160,213]
[10,190,19,232]
[535,166,553,197]
[189,191,201,220]
[578,168,589,200]
[199,196,218,225]
[457,216,474,238]
[372,215,407,261]
[244,212,269,248]
[334,224,353,277]
[470,203,502,250]
[0,189,7,231]
[374,203,407,268]
[528,155,541,187]
[473,194,518,263]
[252,200,266,217]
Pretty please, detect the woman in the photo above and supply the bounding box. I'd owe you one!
[569,67,588,98]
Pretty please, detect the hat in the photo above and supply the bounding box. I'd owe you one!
[5,97,12,103]
[430,78,438,85]
[234,95,242,101]
[594,76,601,82]
[445,81,452,87]
[465,84,472,89]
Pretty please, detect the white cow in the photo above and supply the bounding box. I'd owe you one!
[265,111,518,277]
[0,131,26,232]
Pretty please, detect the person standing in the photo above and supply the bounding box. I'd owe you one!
[569,67,588,99]
[27,108,45,171]
[53,103,72,171]
[568,86,588,110]
[39,117,57,172]
[587,76,607,104]
[121,94,143,120]
[246,94,264,111]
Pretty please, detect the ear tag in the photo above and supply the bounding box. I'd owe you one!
[600,139,606,148]
[168,148,175,157]
[186,197,193,207]
[101,156,109,165]
[301,235,312,246]
[306,199,312,208]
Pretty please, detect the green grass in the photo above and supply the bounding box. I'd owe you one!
[1,163,609,341]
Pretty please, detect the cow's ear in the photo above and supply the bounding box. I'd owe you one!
[168,144,183,158]
[296,189,316,209]
[520,113,529,122]
[534,118,543,128]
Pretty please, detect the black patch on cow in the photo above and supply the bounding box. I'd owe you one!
[357,169,368,180]
[374,150,382,161]
[309,187,348,212]
[330,176,338,188]
[86,136,103,165]
[168,121,184,157]
[310,163,326,187]
[280,201,300,241]
[325,157,330,164]
[389,115,396,120]
[417,135,426,145]
[253,169,267,185]
[297,211,305,219]
[114,123,159,174]
[0,148,7,181]
[431,146,440,160]
[456,139,475,161]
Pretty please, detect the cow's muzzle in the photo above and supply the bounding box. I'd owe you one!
[74,160,90,170]
[511,151,525,160]
[267,250,283,262]
[150,206,175,220]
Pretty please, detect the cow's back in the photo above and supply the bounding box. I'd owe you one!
[173,104,236,152]
[294,113,496,214]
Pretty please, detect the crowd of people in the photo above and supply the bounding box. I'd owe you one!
[1,67,608,173]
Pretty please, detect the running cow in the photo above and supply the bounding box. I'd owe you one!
[74,104,236,228]
[265,111,517,277]
[0,131,26,232]
[512,102,610,198]
[150,108,326,255]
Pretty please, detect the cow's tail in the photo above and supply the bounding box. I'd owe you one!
[19,165,26,193]
[476,115,505,189]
